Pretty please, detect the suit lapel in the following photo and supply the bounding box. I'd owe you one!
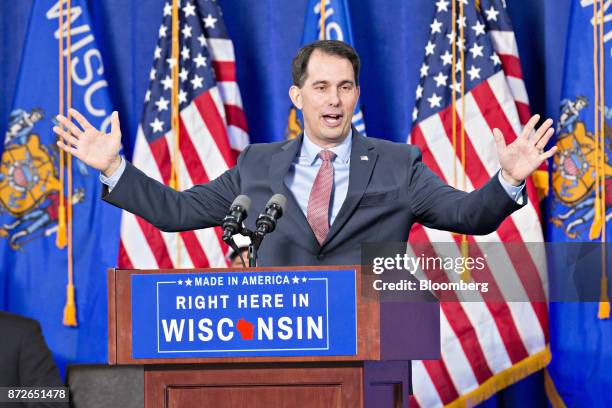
[324,131,378,246]
[269,134,320,249]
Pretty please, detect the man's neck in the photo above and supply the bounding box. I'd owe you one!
[302,129,351,150]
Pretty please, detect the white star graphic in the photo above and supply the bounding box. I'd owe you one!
[149,68,156,80]
[159,25,167,38]
[144,89,151,102]
[446,31,456,44]
[490,53,501,65]
[485,6,499,21]
[197,34,206,47]
[301,277,307,283]
[177,279,183,285]
[430,19,442,34]
[472,21,485,36]
[182,24,192,39]
[183,2,196,17]
[163,2,172,16]
[427,93,442,108]
[456,37,465,51]
[161,75,173,90]
[179,67,189,82]
[154,46,162,59]
[155,96,169,111]
[178,89,187,104]
[166,57,177,69]
[425,41,436,56]
[469,43,484,58]
[436,0,449,12]
[420,63,429,78]
[193,53,207,67]
[457,16,467,28]
[467,65,481,80]
[185,278,193,286]
[203,13,218,29]
[181,45,190,60]
[440,50,453,65]
[449,82,461,93]
[412,106,419,121]
[150,117,164,133]
[191,74,204,89]
[455,62,462,73]
[292,276,299,284]
[433,72,448,87]
[415,84,424,99]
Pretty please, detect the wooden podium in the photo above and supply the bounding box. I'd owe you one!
[108,266,439,407]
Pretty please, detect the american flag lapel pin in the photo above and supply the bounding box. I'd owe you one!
[360,155,369,161]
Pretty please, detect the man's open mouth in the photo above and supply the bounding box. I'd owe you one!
[322,114,343,126]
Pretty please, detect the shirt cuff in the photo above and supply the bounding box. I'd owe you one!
[498,170,525,205]
[99,156,126,191]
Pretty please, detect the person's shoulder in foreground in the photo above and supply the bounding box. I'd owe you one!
[0,311,64,388]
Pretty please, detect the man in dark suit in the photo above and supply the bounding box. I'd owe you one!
[0,312,66,407]
[53,40,557,266]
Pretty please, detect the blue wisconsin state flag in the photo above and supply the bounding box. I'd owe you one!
[0,0,120,374]
[546,0,612,405]
[286,0,366,138]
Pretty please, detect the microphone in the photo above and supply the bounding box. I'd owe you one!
[222,195,251,241]
[255,194,287,235]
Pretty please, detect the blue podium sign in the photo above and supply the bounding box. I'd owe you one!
[131,269,357,358]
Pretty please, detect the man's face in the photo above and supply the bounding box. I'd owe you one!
[289,50,360,148]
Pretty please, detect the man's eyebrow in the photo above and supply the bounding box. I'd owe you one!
[311,80,329,86]
[310,79,355,86]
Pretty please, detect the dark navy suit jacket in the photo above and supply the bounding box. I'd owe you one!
[103,132,526,266]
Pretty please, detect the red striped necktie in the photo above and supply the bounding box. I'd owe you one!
[307,150,337,245]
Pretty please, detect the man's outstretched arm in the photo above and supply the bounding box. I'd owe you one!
[410,114,557,235]
[54,108,240,231]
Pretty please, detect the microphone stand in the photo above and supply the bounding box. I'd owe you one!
[246,230,263,267]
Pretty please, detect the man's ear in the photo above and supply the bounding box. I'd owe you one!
[289,85,303,110]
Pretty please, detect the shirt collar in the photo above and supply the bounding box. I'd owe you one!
[301,129,352,165]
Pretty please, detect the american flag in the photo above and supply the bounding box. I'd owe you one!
[118,0,249,269]
[408,0,549,406]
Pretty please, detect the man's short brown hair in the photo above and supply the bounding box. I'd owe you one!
[291,40,360,87]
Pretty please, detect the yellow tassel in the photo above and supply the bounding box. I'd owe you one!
[598,275,610,320]
[56,202,67,248]
[598,301,610,320]
[62,283,78,327]
[530,170,549,201]
[589,197,603,240]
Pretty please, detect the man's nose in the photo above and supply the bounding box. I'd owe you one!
[328,89,341,106]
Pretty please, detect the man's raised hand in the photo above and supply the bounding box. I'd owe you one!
[493,114,558,186]
[54,108,122,176]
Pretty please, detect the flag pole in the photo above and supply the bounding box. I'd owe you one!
[62,0,77,327]
[171,0,182,268]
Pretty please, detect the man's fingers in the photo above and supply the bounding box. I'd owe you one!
[53,126,79,146]
[493,128,506,150]
[68,108,94,130]
[56,140,79,157]
[56,114,83,136]
[533,118,553,141]
[110,111,120,137]
[539,146,558,161]
[521,114,540,139]
[535,128,554,150]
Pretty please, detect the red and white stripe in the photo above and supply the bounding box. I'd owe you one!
[408,74,548,407]
[118,38,249,270]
